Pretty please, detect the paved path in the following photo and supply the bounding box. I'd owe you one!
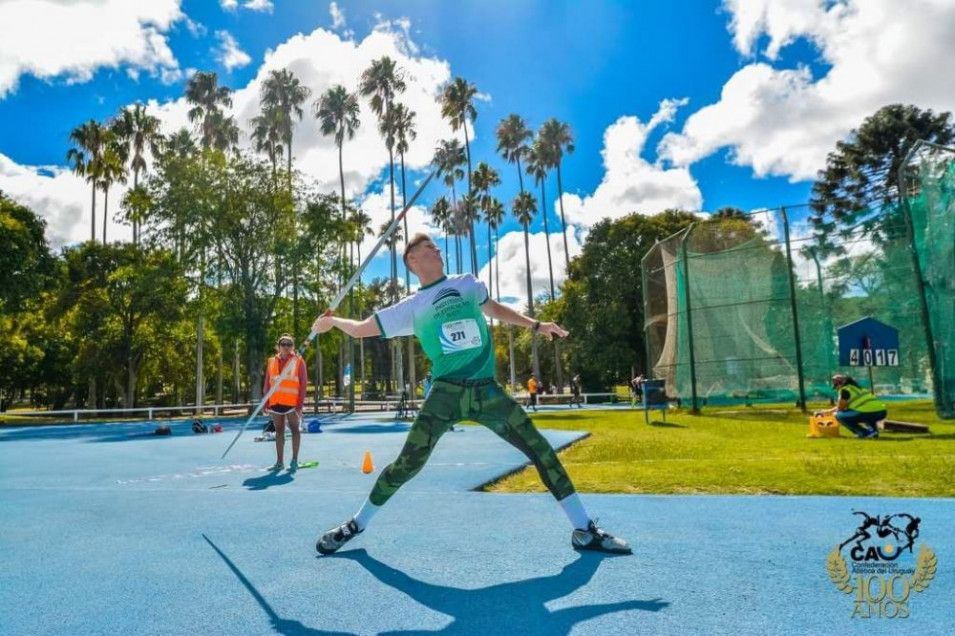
[1,414,952,634]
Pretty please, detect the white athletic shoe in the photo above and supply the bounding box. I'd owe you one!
[316,519,362,555]
[572,520,632,554]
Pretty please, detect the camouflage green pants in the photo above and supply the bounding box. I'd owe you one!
[369,379,577,506]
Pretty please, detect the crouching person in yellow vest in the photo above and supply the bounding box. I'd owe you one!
[263,333,308,472]
[817,374,887,439]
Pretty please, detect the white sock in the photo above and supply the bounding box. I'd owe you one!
[352,498,381,531]
[558,493,591,530]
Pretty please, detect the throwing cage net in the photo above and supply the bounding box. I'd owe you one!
[644,141,954,417]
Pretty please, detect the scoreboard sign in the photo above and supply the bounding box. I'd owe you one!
[837,317,900,367]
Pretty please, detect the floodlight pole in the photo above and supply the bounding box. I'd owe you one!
[781,207,808,412]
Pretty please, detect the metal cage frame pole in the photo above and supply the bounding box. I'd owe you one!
[780,207,808,411]
[680,226,700,414]
[640,243,654,386]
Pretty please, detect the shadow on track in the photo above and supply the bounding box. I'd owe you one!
[325,548,669,634]
[203,534,354,636]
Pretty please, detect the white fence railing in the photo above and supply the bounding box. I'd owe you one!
[3,392,625,423]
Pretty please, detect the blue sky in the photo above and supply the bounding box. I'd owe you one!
[1,0,953,301]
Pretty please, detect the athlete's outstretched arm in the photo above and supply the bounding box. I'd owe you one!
[311,310,381,339]
[481,298,569,341]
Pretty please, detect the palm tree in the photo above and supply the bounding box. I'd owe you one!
[440,77,479,274]
[184,71,236,414]
[525,142,555,301]
[432,139,466,273]
[97,140,127,243]
[112,103,163,244]
[495,116,532,391]
[360,56,407,298]
[351,209,374,393]
[315,85,361,222]
[386,103,417,287]
[483,197,505,296]
[484,195,512,389]
[387,102,418,401]
[538,118,575,273]
[361,57,407,396]
[430,196,452,273]
[185,71,237,151]
[164,128,196,159]
[67,119,110,242]
[316,84,361,406]
[527,138,564,392]
[250,108,284,184]
[496,114,533,194]
[513,190,540,376]
[261,69,311,192]
[472,162,501,292]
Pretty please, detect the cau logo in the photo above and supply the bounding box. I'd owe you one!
[826,510,937,619]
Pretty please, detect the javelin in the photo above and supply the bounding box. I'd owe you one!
[221,170,437,458]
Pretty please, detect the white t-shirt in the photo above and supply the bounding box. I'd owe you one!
[374,274,495,380]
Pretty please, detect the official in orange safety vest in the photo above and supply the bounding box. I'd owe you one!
[527,373,539,412]
[262,333,308,472]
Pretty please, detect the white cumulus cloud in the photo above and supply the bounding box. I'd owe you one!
[560,99,703,226]
[0,0,185,99]
[329,2,346,30]
[0,153,132,248]
[3,19,460,250]
[659,0,955,181]
[215,31,252,71]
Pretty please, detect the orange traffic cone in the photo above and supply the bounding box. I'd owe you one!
[361,450,374,474]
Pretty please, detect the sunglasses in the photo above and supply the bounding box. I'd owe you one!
[279,341,293,347]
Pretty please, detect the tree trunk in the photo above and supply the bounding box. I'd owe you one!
[523,225,540,376]
[540,179,555,301]
[90,184,97,243]
[401,153,416,406]
[102,187,109,244]
[539,178,562,391]
[388,145,397,394]
[556,163,570,273]
[463,124,478,275]
[496,227,515,390]
[132,170,139,245]
[234,340,241,403]
[196,312,204,415]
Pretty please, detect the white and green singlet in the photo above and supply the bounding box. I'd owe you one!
[374,274,495,381]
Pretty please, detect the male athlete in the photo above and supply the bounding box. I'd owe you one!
[312,233,631,555]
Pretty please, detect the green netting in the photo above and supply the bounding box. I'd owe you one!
[644,153,954,416]
[904,143,955,417]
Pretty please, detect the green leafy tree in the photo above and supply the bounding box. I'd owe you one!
[559,210,697,389]
[811,104,954,223]
[57,243,187,408]
[0,193,55,313]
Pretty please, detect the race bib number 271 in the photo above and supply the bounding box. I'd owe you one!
[440,319,482,353]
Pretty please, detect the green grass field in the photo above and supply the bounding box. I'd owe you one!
[484,400,955,497]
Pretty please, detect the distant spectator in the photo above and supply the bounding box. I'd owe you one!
[527,373,539,412]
